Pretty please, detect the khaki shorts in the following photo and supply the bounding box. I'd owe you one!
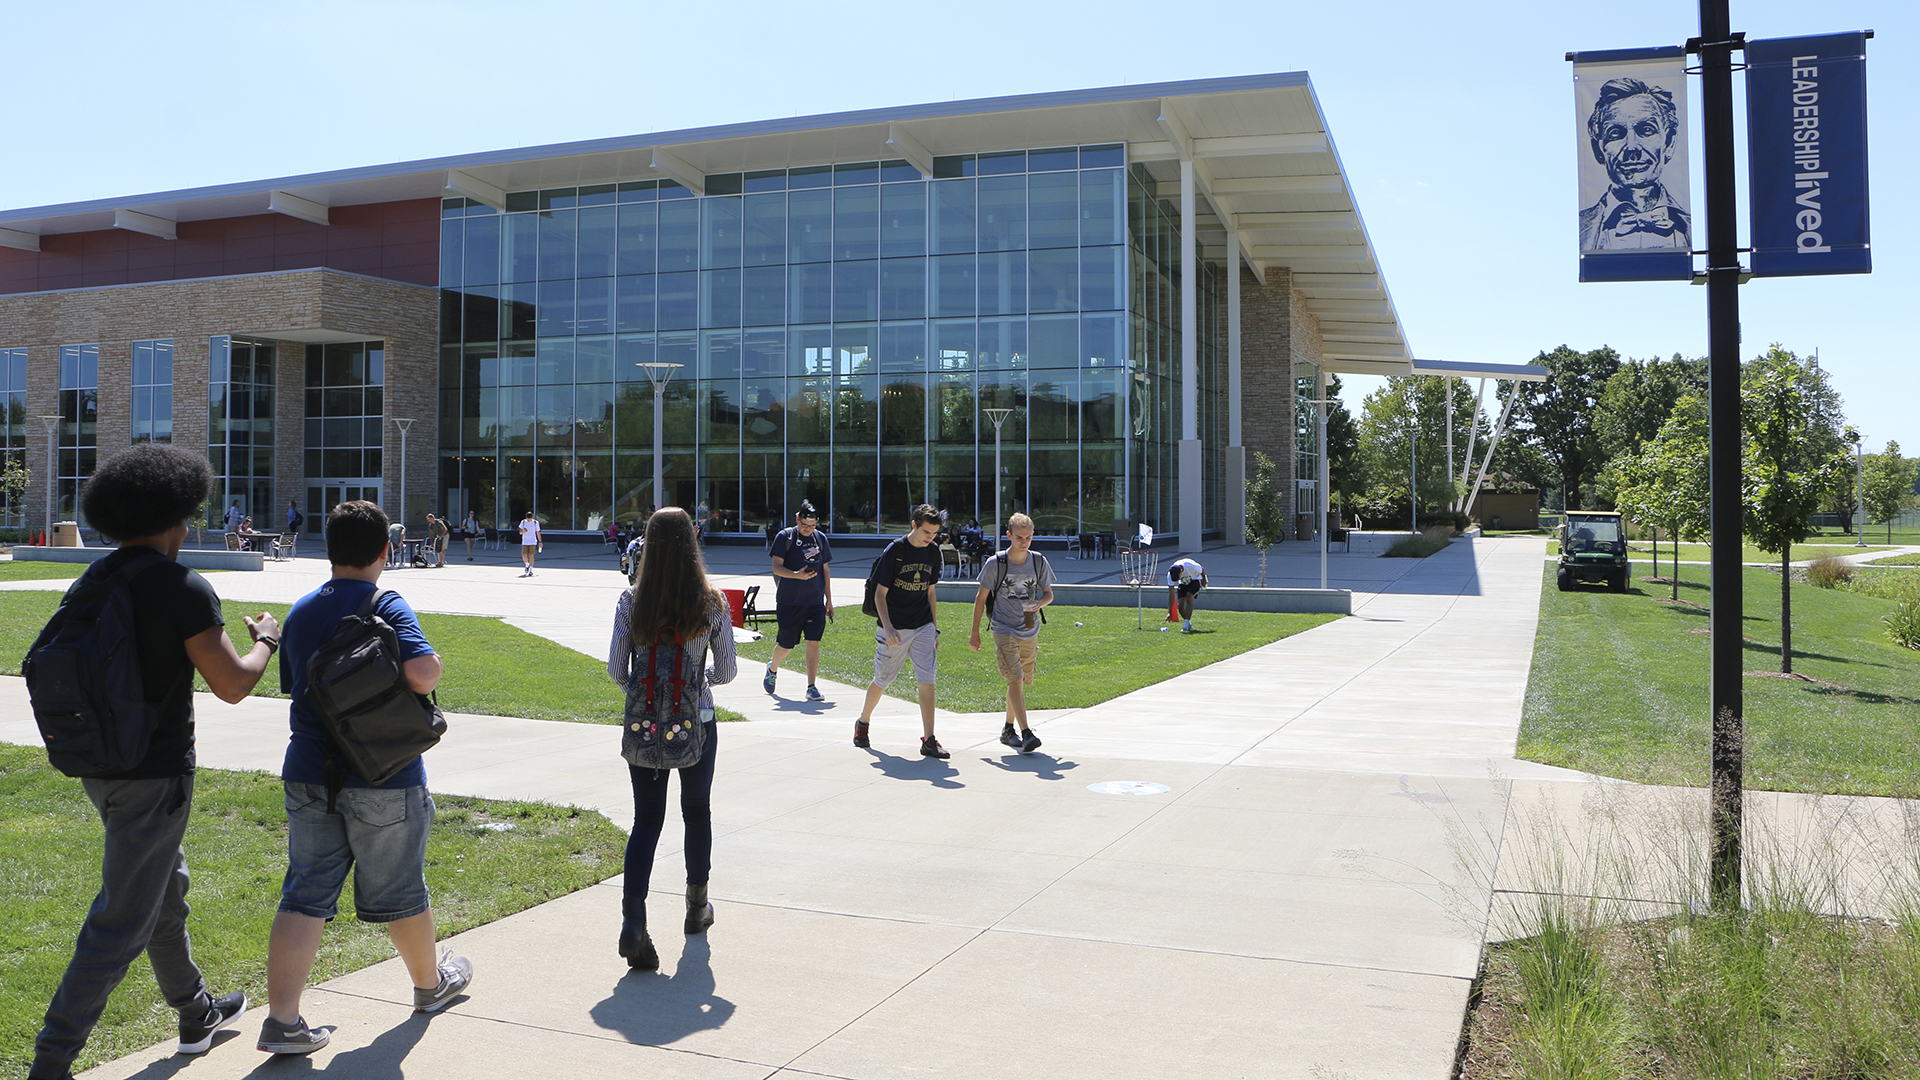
[993,633,1038,685]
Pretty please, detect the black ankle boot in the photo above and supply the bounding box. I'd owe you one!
[685,884,715,935]
[618,895,658,970]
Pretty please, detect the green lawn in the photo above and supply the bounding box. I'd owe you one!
[1518,562,1920,795]
[1869,552,1920,567]
[0,562,91,582]
[0,593,743,724]
[1627,542,1894,564]
[738,605,1340,713]
[0,744,627,1077]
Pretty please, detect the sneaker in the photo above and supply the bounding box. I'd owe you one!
[853,720,870,748]
[1021,730,1043,754]
[763,663,778,695]
[920,736,951,760]
[179,990,246,1055]
[999,724,1022,749]
[413,952,473,1013]
[805,684,825,702]
[257,1014,330,1055]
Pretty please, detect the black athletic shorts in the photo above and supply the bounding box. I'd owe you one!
[1174,579,1203,599]
[776,604,828,649]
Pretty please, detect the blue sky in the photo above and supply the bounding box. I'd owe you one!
[5,0,1910,452]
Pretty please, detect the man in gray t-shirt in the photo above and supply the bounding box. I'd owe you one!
[968,512,1054,754]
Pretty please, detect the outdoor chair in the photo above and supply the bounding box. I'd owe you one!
[940,543,963,577]
[741,584,773,629]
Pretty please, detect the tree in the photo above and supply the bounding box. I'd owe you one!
[1354,376,1486,526]
[1244,451,1287,587]
[1861,441,1919,543]
[1744,345,1852,526]
[1592,353,1707,504]
[1610,393,1710,601]
[1505,345,1622,510]
[1742,362,1847,674]
[0,448,27,528]
[1324,375,1362,518]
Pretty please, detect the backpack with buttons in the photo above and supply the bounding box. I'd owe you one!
[621,625,710,771]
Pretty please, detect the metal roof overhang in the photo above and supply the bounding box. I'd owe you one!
[0,73,1413,369]
[1410,359,1550,382]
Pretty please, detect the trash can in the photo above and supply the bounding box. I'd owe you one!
[53,521,82,547]
[723,588,746,629]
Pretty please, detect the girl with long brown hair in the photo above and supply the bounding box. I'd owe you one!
[605,507,736,969]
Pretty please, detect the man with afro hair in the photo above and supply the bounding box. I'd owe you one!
[27,445,282,1080]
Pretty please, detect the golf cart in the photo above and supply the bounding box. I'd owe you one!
[1557,510,1630,592]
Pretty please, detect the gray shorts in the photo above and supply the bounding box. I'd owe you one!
[872,622,939,688]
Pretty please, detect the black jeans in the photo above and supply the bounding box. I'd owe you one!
[31,775,210,1080]
[623,722,717,902]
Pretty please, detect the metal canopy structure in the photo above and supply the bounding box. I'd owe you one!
[0,73,1414,370]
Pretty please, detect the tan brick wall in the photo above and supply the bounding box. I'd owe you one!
[0,270,437,531]
[1238,266,1296,523]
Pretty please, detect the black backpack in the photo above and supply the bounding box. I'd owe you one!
[862,538,907,619]
[305,588,445,787]
[621,626,709,771]
[24,553,172,777]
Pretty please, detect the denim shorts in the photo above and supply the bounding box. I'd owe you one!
[279,782,434,923]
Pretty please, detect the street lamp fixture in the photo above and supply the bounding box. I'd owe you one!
[1850,428,1865,547]
[637,362,683,518]
[984,407,1014,547]
[391,418,415,529]
[37,414,59,541]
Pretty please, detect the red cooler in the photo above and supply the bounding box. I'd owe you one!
[723,588,746,628]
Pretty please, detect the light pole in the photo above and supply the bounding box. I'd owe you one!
[1303,397,1335,591]
[1851,428,1864,546]
[984,407,1013,548]
[637,362,682,517]
[1409,394,1418,535]
[38,414,59,541]
[391,418,415,530]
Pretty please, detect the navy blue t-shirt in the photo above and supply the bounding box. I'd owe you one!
[769,526,832,607]
[279,579,436,788]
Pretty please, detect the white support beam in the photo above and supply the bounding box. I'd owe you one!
[1178,156,1202,551]
[1302,298,1396,317]
[1192,133,1331,158]
[1208,175,1345,196]
[1323,341,1411,358]
[649,147,706,195]
[1236,211,1360,230]
[1315,326,1405,343]
[1248,244,1374,262]
[0,226,39,252]
[1156,99,1195,162]
[268,190,330,226]
[113,209,175,240]
[1228,228,1242,448]
[444,170,505,211]
[885,123,935,178]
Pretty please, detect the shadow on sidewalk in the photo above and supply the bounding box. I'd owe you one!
[865,750,963,789]
[239,1011,427,1080]
[769,697,840,714]
[982,753,1080,781]
[589,936,734,1046]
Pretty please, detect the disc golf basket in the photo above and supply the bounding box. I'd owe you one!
[1122,549,1160,629]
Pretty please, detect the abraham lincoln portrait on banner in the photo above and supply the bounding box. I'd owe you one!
[1578,77,1692,252]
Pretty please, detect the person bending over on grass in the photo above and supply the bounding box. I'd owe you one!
[259,500,468,1056]
[969,512,1054,754]
[763,501,833,702]
[607,507,736,970]
[1167,557,1207,633]
[853,505,948,758]
[28,445,279,1080]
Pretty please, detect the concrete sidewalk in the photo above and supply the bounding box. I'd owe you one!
[4,534,1578,1079]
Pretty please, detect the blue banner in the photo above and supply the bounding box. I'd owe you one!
[1745,33,1871,276]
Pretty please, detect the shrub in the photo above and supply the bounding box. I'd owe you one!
[1383,526,1454,559]
[1888,600,1920,651]
[1806,556,1854,589]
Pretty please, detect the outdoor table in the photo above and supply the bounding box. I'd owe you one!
[238,530,283,557]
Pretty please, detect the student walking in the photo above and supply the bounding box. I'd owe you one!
[461,510,480,561]
[1167,557,1207,633]
[969,512,1054,753]
[853,505,948,758]
[25,446,280,1080]
[259,500,469,1054]
[607,507,736,970]
[517,510,542,576]
[762,501,833,702]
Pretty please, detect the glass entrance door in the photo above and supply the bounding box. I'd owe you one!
[306,483,379,536]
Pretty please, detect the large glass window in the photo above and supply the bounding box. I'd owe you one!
[436,144,1159,537]
[0,348,27,526]
[131,339,174,445]
[58,345,98,524]
[209,337,274,528]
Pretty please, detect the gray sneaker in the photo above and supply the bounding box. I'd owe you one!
[413,952,473,1013]
[257,1015,330,1055]
[762,663,777,695]
[805,684,825,702]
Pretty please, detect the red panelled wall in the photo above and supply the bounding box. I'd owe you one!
[0,199,441,295]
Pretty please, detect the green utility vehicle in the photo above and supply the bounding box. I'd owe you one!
[1557,510,1630,592]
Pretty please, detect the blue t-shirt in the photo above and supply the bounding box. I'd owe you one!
[279,579,436,788]
[769,526,832,607]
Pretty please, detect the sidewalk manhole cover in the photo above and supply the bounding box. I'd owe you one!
[1087,781,1170,797]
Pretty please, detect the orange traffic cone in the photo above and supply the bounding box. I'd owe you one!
[1166,595,1180,622]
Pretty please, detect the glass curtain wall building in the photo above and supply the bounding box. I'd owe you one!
[437,143,1220,537]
